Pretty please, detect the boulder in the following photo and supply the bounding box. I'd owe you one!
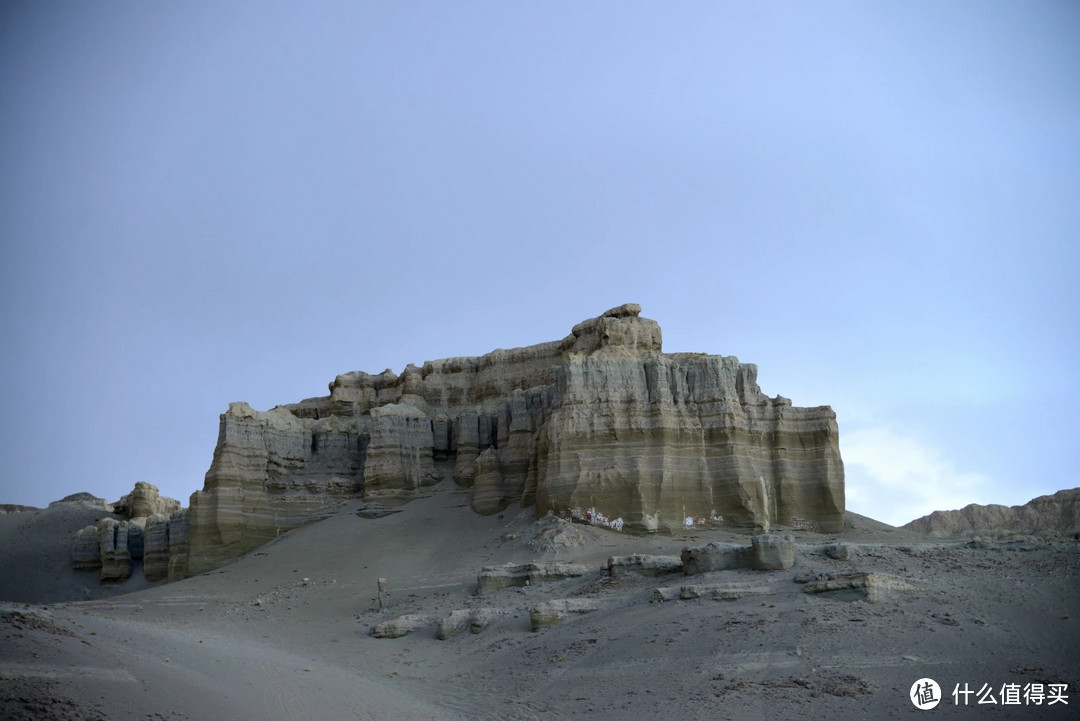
[751,534,795,570]
[436,608,508,640]
[681,542,750,574]
[682,534,795,574]
[824,542,852,560]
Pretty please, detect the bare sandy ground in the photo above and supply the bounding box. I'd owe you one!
[1,484,1077,720]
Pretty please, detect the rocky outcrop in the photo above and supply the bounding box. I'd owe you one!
[751,533,796,570]
[607,554,683,577]
[186,405,365,575]
[0,504,40,514]
[824,542,852,560]
[477,562,591,592]
[113,482,181,520]
[530,598,605,629]
[143,514,171,582]
[71,526,101,570]
[97,519,131,584]
[801,572,917,603]
[681,534,796,574]
[184,304,845,576]
[903,488,1080,538]
[370,614,434,639]
[654,581,772,602]
[166,511,189,581]
[71,508,189,583]
[436,608,508,639]
[49,492,111,511]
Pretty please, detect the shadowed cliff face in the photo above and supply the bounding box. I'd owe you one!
[185,304,844,576]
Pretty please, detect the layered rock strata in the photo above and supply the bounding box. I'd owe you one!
[71,526,101,570]
[185,304,845,576]
[370,614,434,639]
[681,534,797,574]
[97,518,132,584]
[142,514,171,582]
[436,608,509,640]
[113,482,181,519]
[70,482,189,584]
[166,511,189,581]
[903,488,1080,538]
[477,562,590,592]
[801,572,917,603]
[607,554,683,577]
[530,598,606,629]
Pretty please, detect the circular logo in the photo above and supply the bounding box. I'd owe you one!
[910,678,942,710]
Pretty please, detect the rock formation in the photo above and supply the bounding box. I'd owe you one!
[49,492,112,510]
[801,572,917,603]
[142,514,171,581]
[654,581,773,602]
[112,482,181,520]
[166,511,190,581]
[185,304,845,576]
[436,608,508,640]
[681,534,797,574]
[903,488,1080,538]
[70,526,101,570]
[607,554,683,577]
[529,598,606,629]
[97,518,132,584]
[0,504,40,514]
[69,482,189,585]
[369,614,434,639]
[477,562,591,592]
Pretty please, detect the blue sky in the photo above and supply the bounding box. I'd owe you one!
[2,1,1077,525]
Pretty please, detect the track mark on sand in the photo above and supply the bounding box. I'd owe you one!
[0,663,137,682]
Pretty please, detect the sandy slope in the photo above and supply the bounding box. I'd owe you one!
[0,502,156,604]
[1,484,1078,720]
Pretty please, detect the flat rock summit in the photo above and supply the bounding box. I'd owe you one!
[186,304,845,575]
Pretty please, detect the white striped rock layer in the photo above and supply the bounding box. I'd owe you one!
[185,304,844,576]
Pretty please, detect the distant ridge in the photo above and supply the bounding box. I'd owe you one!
[902,488,1080,538]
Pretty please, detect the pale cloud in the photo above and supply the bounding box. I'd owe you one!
[841,427,990,527]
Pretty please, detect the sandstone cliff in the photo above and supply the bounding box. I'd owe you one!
[903,488,1080,538]
[112,482,181,519]
[186,304,845,575]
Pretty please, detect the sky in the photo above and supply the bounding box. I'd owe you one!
[1,1,1077,526]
